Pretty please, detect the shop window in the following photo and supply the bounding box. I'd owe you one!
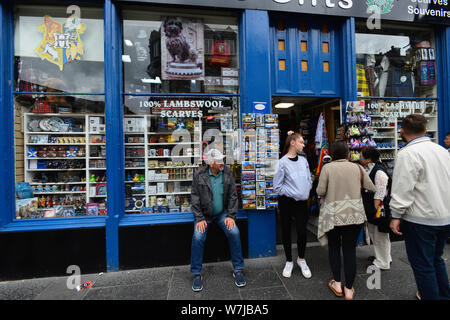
[122,7,240,216]
[277,20,285,31]
[278,40,285,51]
[323,61,329,73]
[13,5,106,220]
[279,59,286,71]
[355,21,437,98]
[122,9,239,95]
[321,24,328,34]
[301,41,307,52]
[322,42,329,53]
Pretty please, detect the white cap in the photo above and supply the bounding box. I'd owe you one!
[205,149,225,164]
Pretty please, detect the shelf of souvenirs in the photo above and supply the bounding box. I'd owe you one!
[373,136,395,139]
[27,132,87,135]
[147,142,201,146]
[148,192,191,196]
[25,157,87,160]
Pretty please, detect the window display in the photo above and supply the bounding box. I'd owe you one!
[122,7,240,216]
[13,4,105,220]
[123,95,240,215]
[355,21,437,98]
[345,99,439,175]
[122,7,239,94]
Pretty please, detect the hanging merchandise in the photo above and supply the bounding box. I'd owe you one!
[209,36,231,67]
[315,113,329,177]
[345,101,375,163]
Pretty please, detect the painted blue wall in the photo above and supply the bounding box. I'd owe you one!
[436,25,450,145]
[240,10,276,258]
[270,14,342,97]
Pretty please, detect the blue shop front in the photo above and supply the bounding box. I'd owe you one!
[0,0,449,279]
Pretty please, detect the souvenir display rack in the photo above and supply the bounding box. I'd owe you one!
[347,100,439,175]
[123,115,202,214]
[21,113,107,219]
[241,113,279,210]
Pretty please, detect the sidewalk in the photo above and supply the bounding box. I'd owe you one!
[0,241,448,300]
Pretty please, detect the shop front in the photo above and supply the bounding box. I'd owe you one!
[0,0,448,279]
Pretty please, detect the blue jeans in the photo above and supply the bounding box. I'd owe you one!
[403,220,450,300]
[190,213,244,275]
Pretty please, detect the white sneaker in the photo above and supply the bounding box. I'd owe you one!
[282,261,294,278]
[297,258,312,278]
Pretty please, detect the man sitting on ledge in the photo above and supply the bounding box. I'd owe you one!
[190,148,246,292]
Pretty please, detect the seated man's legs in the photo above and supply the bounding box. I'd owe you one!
[216,213,244,272]
[190,221,209,275]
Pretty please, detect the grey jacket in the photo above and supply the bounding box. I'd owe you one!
[191,165,238,223]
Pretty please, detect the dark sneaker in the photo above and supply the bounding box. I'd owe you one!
[192,274,203,292]
[233,270,246,288]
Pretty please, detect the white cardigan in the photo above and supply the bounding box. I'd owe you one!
[390,137,450,226]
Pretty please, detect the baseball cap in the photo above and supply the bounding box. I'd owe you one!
[205,149,225,164]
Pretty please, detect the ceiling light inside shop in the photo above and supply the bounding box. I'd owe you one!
[122,55,131,63]
[274,103,294,109]
[124,39,133,47]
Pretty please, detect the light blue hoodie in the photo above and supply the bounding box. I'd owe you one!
[274,155,312,201]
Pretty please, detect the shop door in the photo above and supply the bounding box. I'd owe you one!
[270,15,342,97]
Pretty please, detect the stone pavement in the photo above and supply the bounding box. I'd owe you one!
[0,241,449,300]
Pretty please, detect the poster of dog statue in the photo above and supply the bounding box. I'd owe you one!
[161,17,204,80]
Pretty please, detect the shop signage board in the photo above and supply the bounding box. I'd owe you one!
[118,0,450,25]
[124,95,234,117]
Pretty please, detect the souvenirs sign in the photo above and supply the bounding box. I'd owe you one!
[35,12,86,71]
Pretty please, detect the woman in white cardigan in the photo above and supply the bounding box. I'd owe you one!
[316,141,376,300]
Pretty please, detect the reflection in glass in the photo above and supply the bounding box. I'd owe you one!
[122,9,239,94]
[355,22,437,98]
[14,5,105,93]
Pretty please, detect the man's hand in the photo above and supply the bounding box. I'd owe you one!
[390,218,402,236]
[196,221,207,233]
[225,217,236,230]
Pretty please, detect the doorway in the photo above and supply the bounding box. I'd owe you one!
[272,96,341,245]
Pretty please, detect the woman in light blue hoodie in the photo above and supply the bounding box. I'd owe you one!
[274,131,312,279]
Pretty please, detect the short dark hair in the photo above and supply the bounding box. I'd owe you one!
[330,141,349,160]
[401,114,427,135]
[362,147,380,163]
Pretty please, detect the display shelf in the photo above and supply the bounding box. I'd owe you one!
[22,113,108,219]
[123,115,202,214]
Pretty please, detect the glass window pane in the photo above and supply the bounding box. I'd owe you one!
[14,5,104,94]
[123,95,240,215]
[14,93,107,219]
[122,7,239,94]
[355,21,437,98]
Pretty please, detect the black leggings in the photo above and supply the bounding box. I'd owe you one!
[278,195,309,262]
[326,224,363,290]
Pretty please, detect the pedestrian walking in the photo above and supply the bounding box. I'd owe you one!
[359,147,392,271]
[190,149,245,292]
[389,114,450,300]
[316,141,376,300]
[274,131,313,279]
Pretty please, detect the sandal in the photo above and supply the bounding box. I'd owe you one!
[344,287,356,300]
[328,280,343,297]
